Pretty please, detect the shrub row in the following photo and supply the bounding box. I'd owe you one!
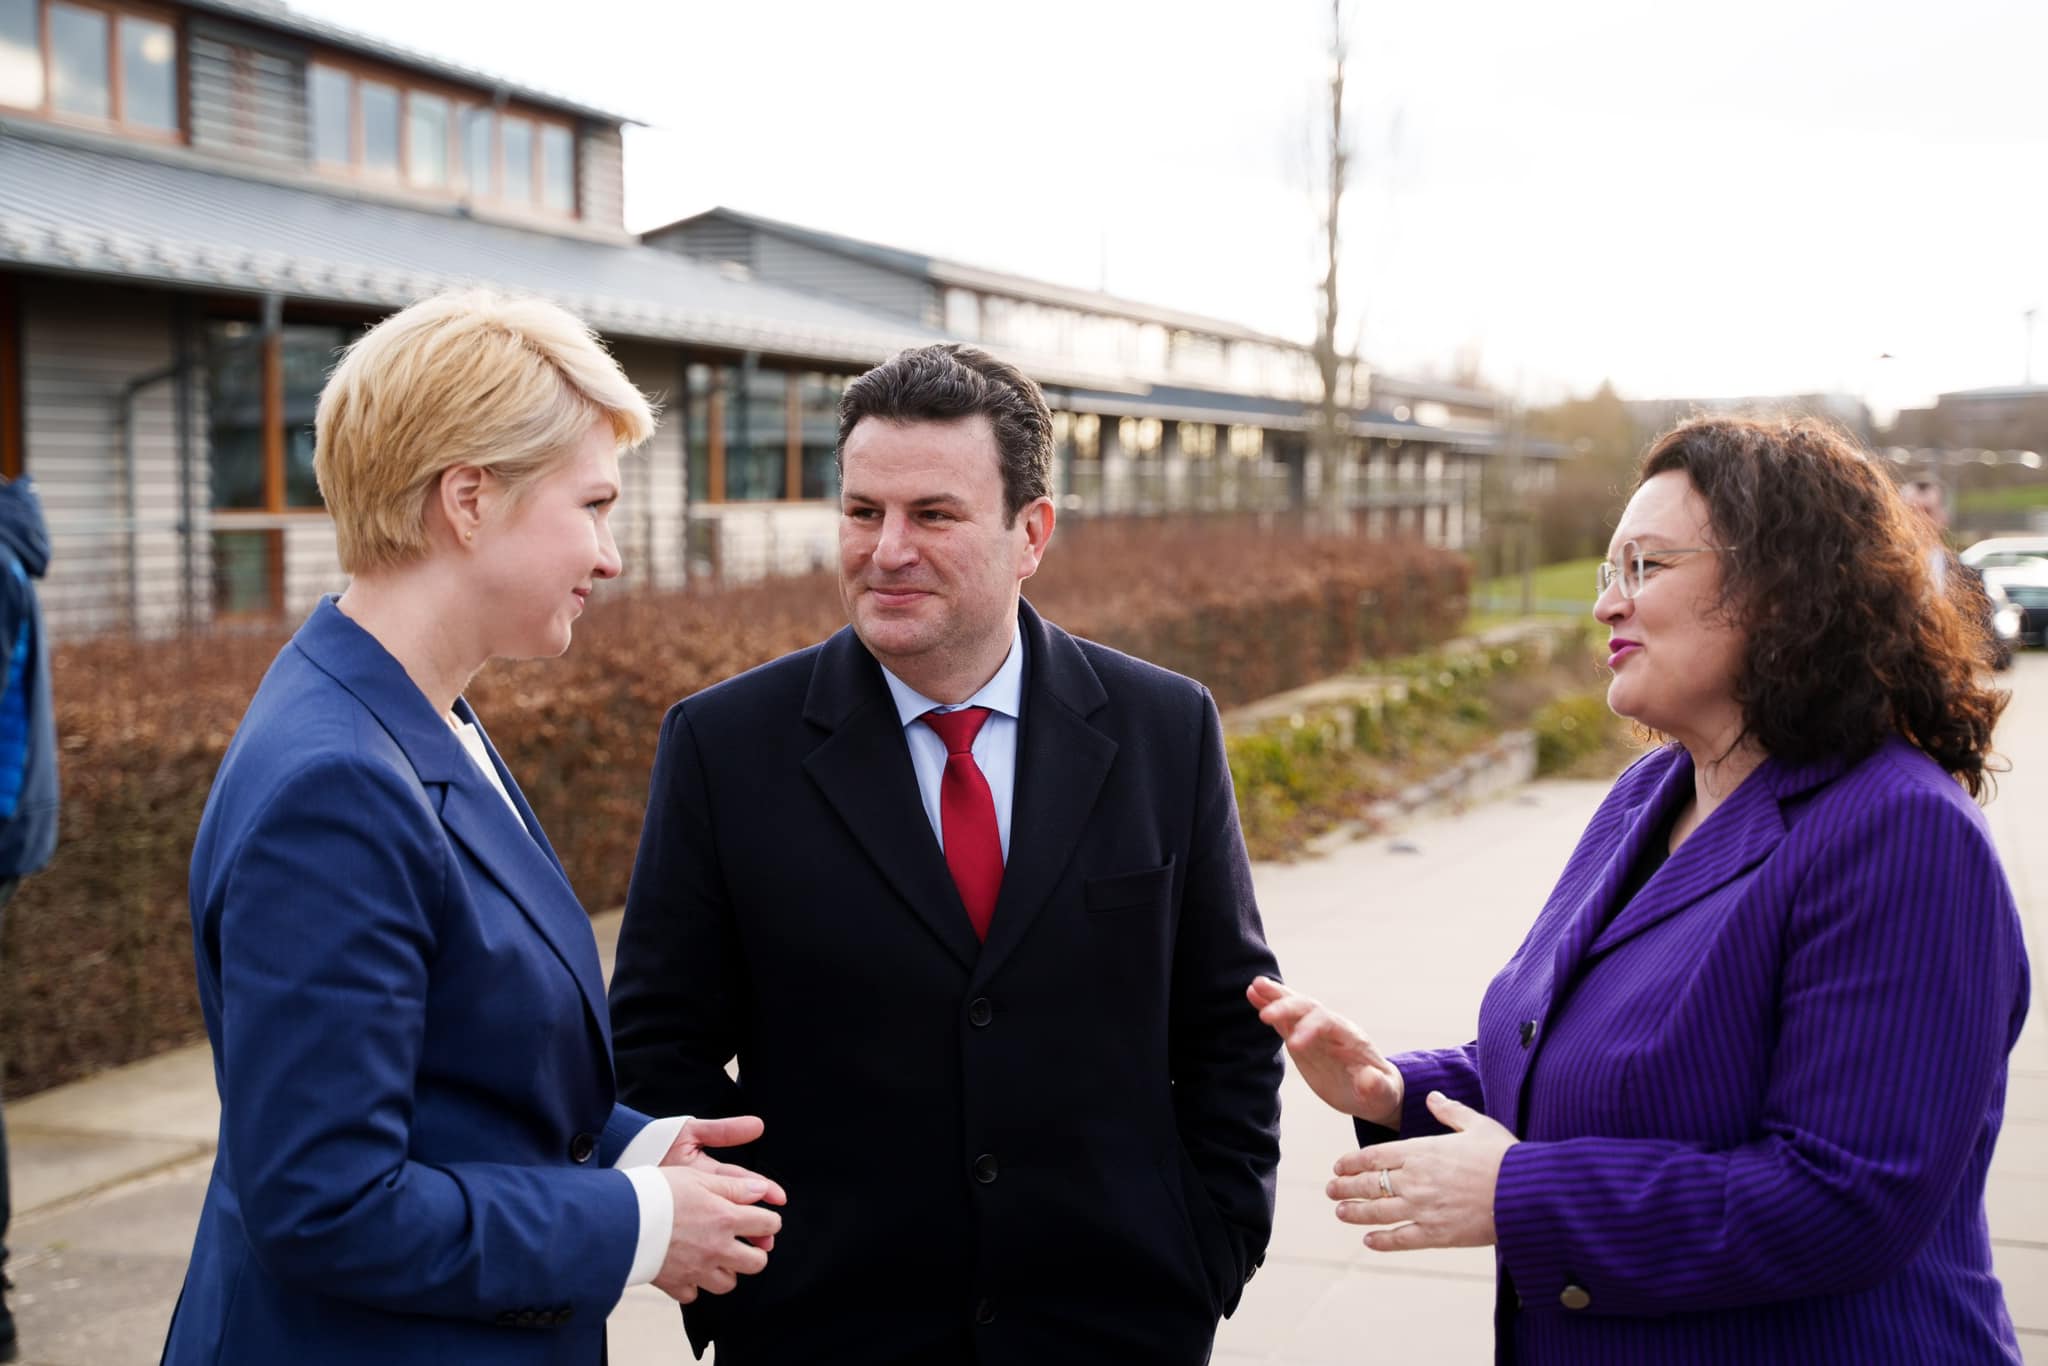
[1226,623,1626,859]
[1,518,1467,1096]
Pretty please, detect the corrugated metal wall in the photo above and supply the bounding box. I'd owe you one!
[186,17,311,169]
[19,280,207,636]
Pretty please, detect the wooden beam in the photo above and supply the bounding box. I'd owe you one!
[707,378,726,503]
[260,322,284,512]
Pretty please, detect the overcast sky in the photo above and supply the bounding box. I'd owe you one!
[291,0,2048,417]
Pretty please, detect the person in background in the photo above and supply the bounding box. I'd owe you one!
[1253,416,2026,1364]
[0,472,57,1366]
[161,290,784,1366]
[1900,475,1952,592]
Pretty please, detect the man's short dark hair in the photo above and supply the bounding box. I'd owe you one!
[836,343,1053,523]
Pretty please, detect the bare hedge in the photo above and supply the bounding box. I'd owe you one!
[0,518,1465,1095]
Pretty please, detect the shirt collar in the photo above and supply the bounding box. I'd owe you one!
[880,621,1026,728]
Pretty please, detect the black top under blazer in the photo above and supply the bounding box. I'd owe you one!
[609,600,1285,1365]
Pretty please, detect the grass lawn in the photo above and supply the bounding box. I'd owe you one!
[1474,555,1603,614]
[1958,484,2048,516]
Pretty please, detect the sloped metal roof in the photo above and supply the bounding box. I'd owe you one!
[0,128,984,372]
[649,206,1311,350]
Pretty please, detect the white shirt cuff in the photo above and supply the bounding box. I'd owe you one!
[616,1115,691,1290]
[615,1115,690,1170]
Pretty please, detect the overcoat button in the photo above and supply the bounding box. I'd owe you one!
[1561,1284,1592,1310]
[975,1297,997,1325]
[968,997,993,1027]
[973,1153,999,1183]
[569,1132,598,1163]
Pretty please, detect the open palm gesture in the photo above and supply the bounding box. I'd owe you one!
[1246,976,1404,1130]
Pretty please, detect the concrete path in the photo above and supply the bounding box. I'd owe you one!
[7,654,2046,1363]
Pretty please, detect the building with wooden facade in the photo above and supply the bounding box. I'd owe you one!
[0,0,1523,636]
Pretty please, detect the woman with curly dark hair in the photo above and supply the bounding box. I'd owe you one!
[1250,415,2028,1363]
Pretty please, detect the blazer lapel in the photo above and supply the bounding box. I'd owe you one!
[291,598,614,1056]
[1590,755,1791,957]
[1550,748,1695,985]
[438,702,614,1054]
[972,603,1116,985]
[802,627,984,971]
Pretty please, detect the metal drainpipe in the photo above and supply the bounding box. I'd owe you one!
[119,368,177,635]
[172,300,195,630]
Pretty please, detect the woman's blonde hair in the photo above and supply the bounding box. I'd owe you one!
[314,289,657,573]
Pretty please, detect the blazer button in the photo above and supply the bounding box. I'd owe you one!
[968,997,994,1027]
[1560,1284,1592,1311]
[974,1297,997,1325]
[1519,1019,1538,1047]
[568,1132,598,1163]
[973,1153,999,1183]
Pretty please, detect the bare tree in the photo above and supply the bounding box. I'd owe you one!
[1312,0,1352,530]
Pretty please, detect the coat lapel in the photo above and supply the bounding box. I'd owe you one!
[802,626,984,971]
[971,603,1116,986]
[290,598,614,1057]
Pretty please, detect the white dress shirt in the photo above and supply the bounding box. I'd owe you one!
[878,622,1025,859]
[450,710,684,1292]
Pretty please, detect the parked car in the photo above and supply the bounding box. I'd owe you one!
[1962,537,2048,649]
[1984,576,2022,669]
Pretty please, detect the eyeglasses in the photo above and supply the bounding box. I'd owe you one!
[1595,541,1729,599]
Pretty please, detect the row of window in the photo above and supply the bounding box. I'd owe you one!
[944,286,1317,399]
[0,0,178,136]
[0,1,579,216]
[307,64,576,214]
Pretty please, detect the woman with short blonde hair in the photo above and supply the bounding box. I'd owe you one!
[164,290,783,1366]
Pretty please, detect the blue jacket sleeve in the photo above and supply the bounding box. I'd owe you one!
[215,755,643,1321]
[1492,783,2027,1314]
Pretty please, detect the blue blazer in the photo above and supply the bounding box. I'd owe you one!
[1374,738,2028,1364]
[163,598,651,1366]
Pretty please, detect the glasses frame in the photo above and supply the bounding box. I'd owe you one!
[1596,541,1731,599]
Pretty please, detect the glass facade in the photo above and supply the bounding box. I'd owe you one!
[686,363,712,504]
[309,65,350,163]
[540,123,574,212]
[0,0,39,109]
[407,91,450,188]
[798,373,843,500]
[118,15,174,131]
[500,115,533,202]
[725,364,786,502]
[48,2,108,120]
[462,105,494,195]
[210,530,274,617]
[207,322,350,511]
[360,80,400,174]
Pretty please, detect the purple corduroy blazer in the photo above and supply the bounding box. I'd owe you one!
[1373,736,2028,1364]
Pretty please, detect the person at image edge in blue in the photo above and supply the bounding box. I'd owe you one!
[0,471,57,1366]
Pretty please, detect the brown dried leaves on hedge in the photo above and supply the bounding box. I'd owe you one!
[0,519,1465,1095]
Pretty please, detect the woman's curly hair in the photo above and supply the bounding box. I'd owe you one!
[1639,416,2006,796]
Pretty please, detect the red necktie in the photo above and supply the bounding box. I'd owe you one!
[920,706,1004,941]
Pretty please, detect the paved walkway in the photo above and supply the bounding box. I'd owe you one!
[8,654,2046,1363]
